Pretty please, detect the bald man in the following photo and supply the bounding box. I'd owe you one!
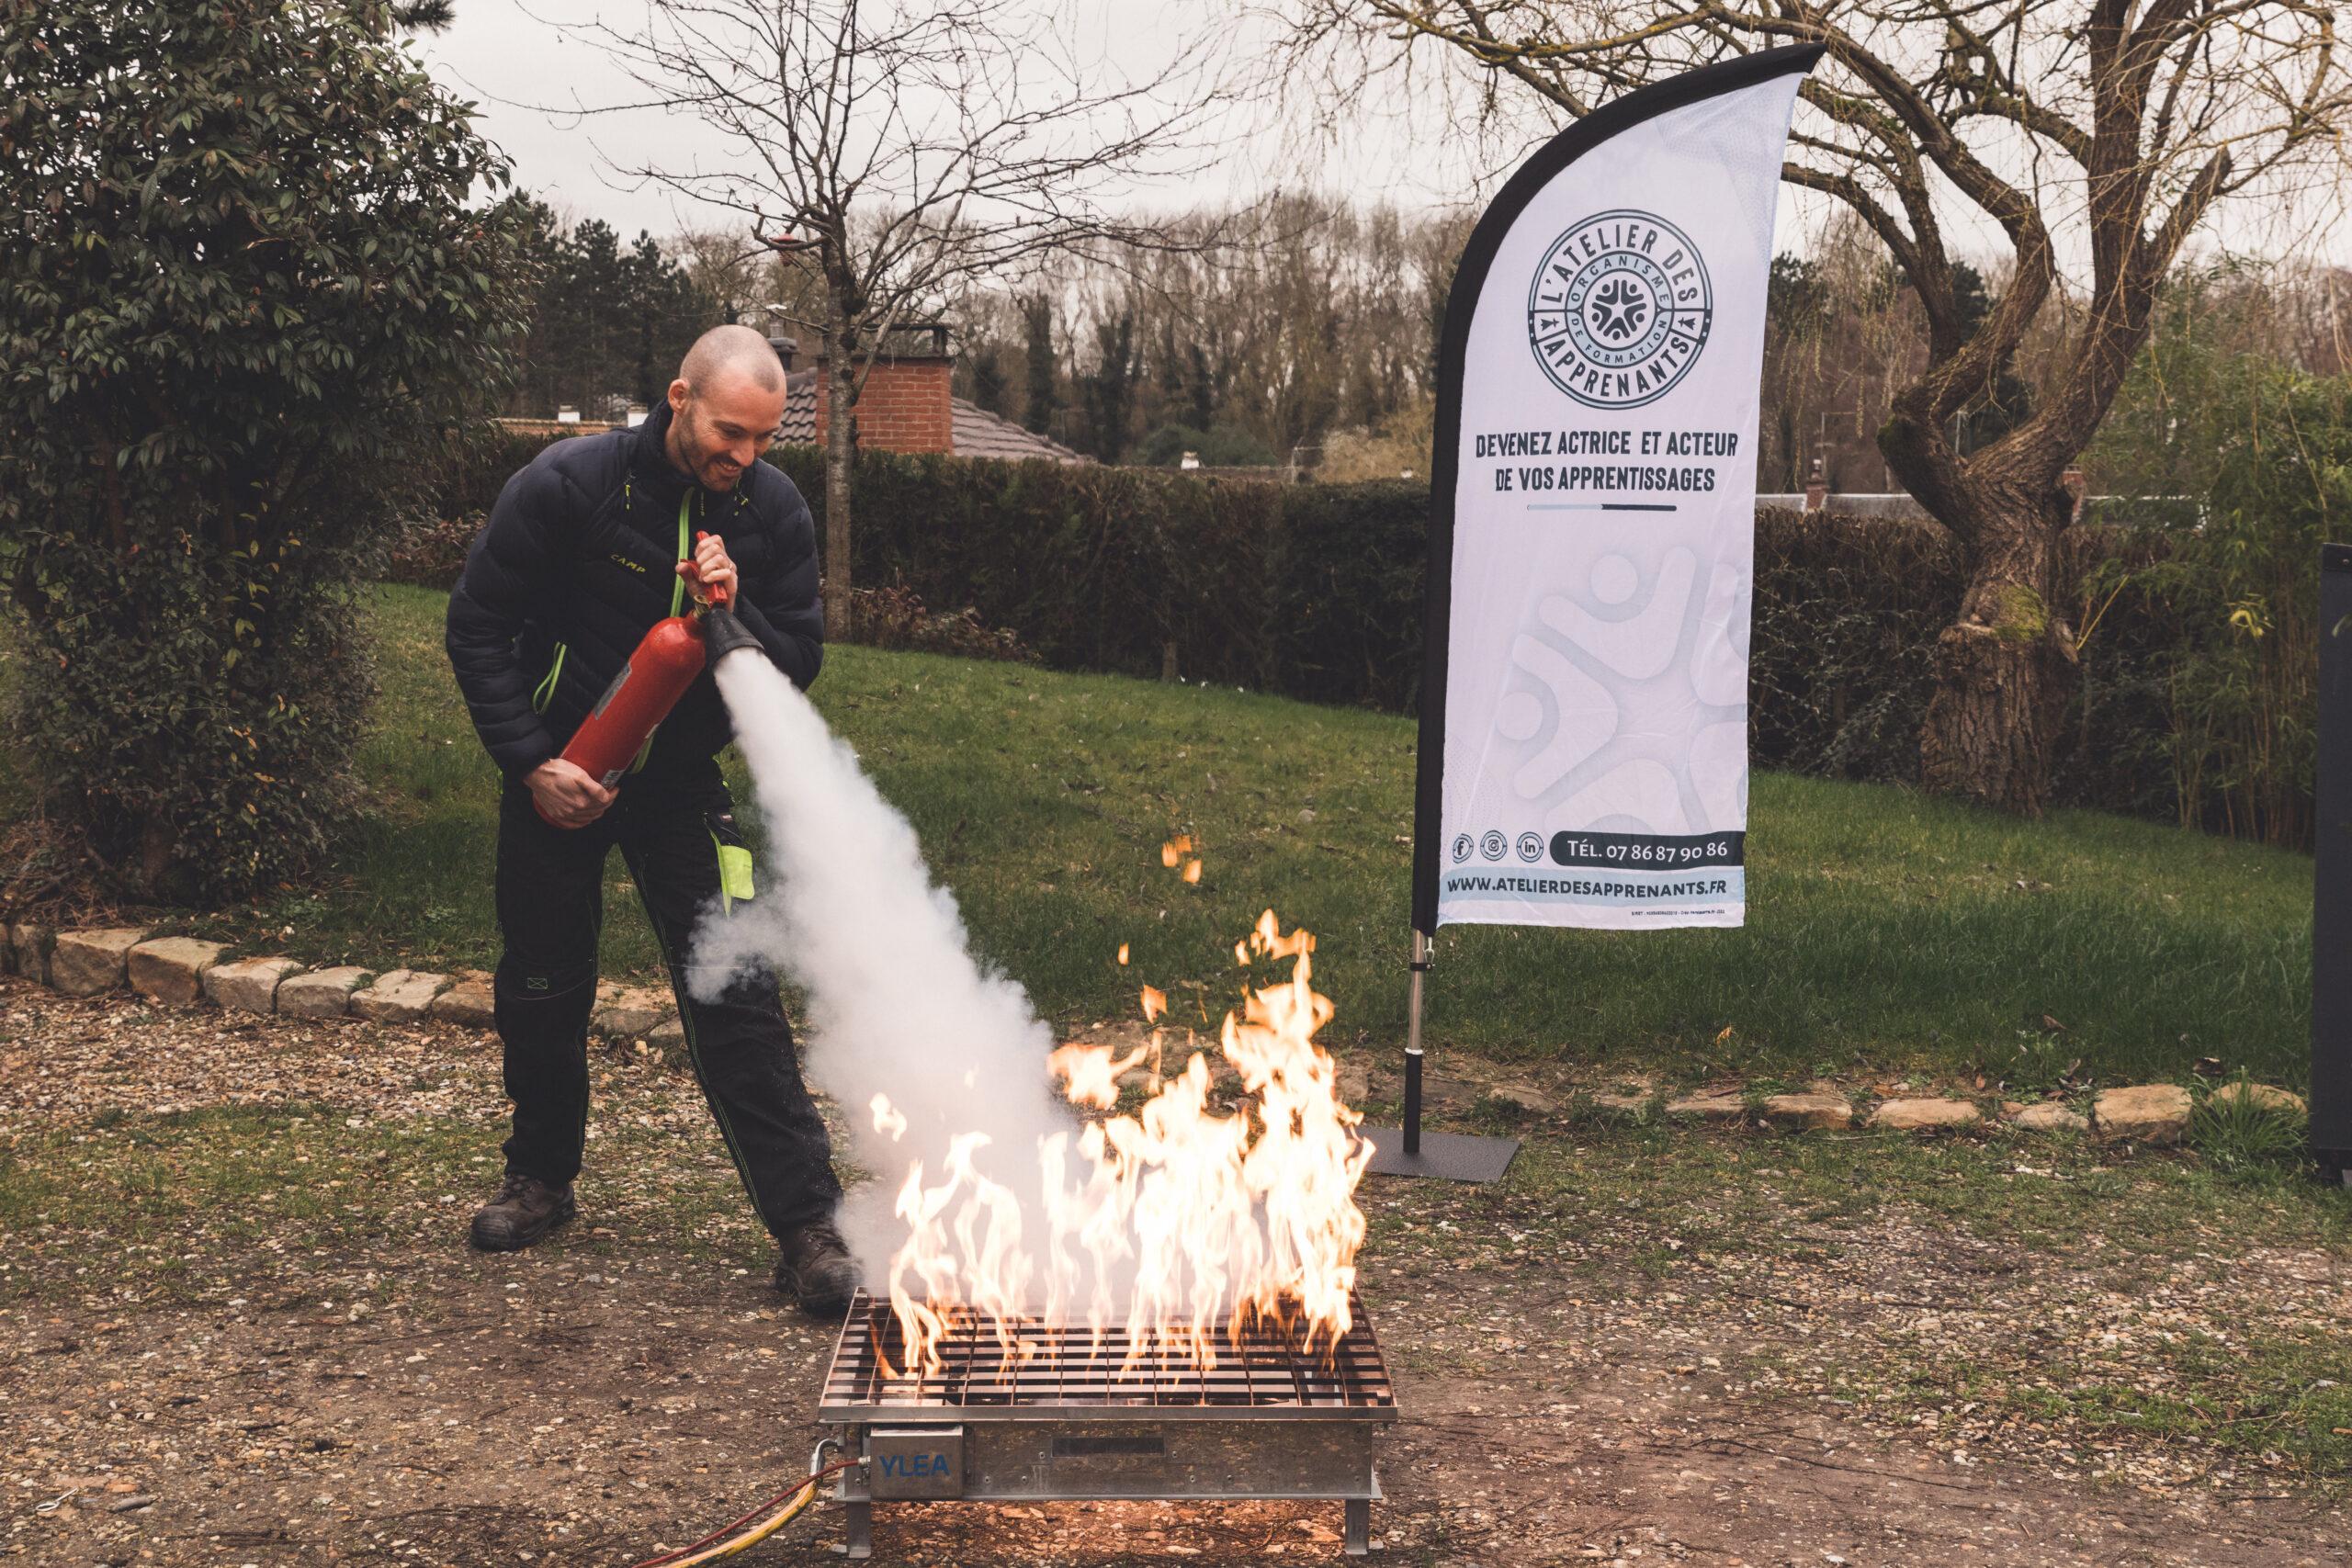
[445,325,858,1316]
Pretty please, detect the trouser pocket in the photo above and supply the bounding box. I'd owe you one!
[493,961,597,1039]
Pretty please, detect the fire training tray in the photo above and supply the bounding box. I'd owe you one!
[816,1289,1396,1557]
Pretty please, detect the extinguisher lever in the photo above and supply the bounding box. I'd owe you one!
[691,529,732,609]
[692,530,761,663]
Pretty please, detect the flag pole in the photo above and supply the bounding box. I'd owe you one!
[2312,541,2352,1184]
[1403,929,1428,1156]
[1363,925,1516,1182]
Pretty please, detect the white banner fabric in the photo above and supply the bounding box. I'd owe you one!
[1430,63,1808,931]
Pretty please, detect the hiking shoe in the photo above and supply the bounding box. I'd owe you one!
[775,1218,861,1318]
[468,1173,576,1252]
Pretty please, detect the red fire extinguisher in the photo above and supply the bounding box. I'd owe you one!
[536,532,765,826]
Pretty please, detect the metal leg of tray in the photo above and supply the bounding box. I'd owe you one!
[836,1462,872,1560]
[1344,1497,1370,1556]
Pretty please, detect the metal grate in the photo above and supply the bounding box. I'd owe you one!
[819,1292,1396,1421]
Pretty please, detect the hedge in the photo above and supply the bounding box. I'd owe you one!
[774,448,1285,690]
[393,435,2245,838]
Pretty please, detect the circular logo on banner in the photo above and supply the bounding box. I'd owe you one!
[1527,211,1713,409]
[1479,829,1508,862]
[1452,832,1475,863]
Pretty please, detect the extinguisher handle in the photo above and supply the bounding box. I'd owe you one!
[692,529,731,609]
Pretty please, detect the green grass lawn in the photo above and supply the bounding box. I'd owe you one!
[111,583,2323,1086]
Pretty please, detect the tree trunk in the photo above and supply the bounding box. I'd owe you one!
[1918,480,2080,815]
[823,344,855,642]
[138,812,173,898]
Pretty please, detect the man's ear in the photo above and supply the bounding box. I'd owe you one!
[667,378,691,413]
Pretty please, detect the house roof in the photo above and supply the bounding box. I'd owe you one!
[777,371,1091,465]
[949,400,1091,464]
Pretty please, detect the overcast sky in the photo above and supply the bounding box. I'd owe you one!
[413,2,2346,267]
[412,0,1483,240]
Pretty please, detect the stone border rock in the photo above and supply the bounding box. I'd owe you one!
[1431,1066,2291,1152]
[128,937,227,1006]
[1872,1097,1981,1132]
[2,926,681,1042]
[2092,1083,2195,1145]
[205,956,306,1014]
[3,926,2307,1153]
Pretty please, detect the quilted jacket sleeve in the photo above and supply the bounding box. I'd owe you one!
[728,479,825,692]
[446,459,571,778]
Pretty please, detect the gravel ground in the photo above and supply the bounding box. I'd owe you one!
[3,977,2347,1567]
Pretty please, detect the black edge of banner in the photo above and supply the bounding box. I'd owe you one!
[1409,41,1827,934]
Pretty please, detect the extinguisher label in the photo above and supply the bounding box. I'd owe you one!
[588,660,633,720]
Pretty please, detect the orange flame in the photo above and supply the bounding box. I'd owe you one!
[879,910,1370,1381]
[1140,985,1167,1022]
[1117,942,1130,965]
[1046,1037,1151,1111]
[1160,834,1193,868]
[1182,859,1203,884]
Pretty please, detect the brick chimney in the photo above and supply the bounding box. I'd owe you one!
[809,324,955,456]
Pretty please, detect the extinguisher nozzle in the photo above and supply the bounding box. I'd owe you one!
[702,604,762,663]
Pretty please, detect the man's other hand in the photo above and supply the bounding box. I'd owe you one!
[680,534,739,606]
[526,758,616,829]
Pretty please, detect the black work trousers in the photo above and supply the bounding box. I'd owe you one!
[491,765,842,1238]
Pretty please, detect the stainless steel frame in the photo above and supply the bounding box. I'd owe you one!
[817,1292,1396,1558]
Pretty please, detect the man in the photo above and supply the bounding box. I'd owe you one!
[445,324,859,1317]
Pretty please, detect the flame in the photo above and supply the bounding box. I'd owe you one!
[1182,859,1203,884]
[883,1132,1033,1377]
[870,1093,909,1142]
[1160,834,1193,868]
[1140,985,1167,1022]
[1046,1037,1151,1111]
[878,910,1370,1382]
[1117,942,1130,965]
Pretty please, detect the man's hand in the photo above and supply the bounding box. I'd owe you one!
[526,758,616,829]
[679,534,739,607]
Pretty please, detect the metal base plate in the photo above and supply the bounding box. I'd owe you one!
[1359,1127,1519,1182]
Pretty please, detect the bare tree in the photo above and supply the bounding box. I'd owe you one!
[583,0,1229,636]
[1277,0,2351,813]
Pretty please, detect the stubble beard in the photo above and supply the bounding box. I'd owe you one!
[668,404,742,493]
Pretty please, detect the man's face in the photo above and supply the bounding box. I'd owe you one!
[667,372,786,492]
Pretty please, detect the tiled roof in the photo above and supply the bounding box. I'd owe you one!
[950,400,1091,464]
[775,372,1091,465]
[779,370,820,443]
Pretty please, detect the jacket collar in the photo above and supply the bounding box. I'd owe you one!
[629,398,695,494]
[625,398,718,550]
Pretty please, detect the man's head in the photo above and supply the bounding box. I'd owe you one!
[665,325,788,492]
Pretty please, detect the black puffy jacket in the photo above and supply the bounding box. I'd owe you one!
[445,398,823,783]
